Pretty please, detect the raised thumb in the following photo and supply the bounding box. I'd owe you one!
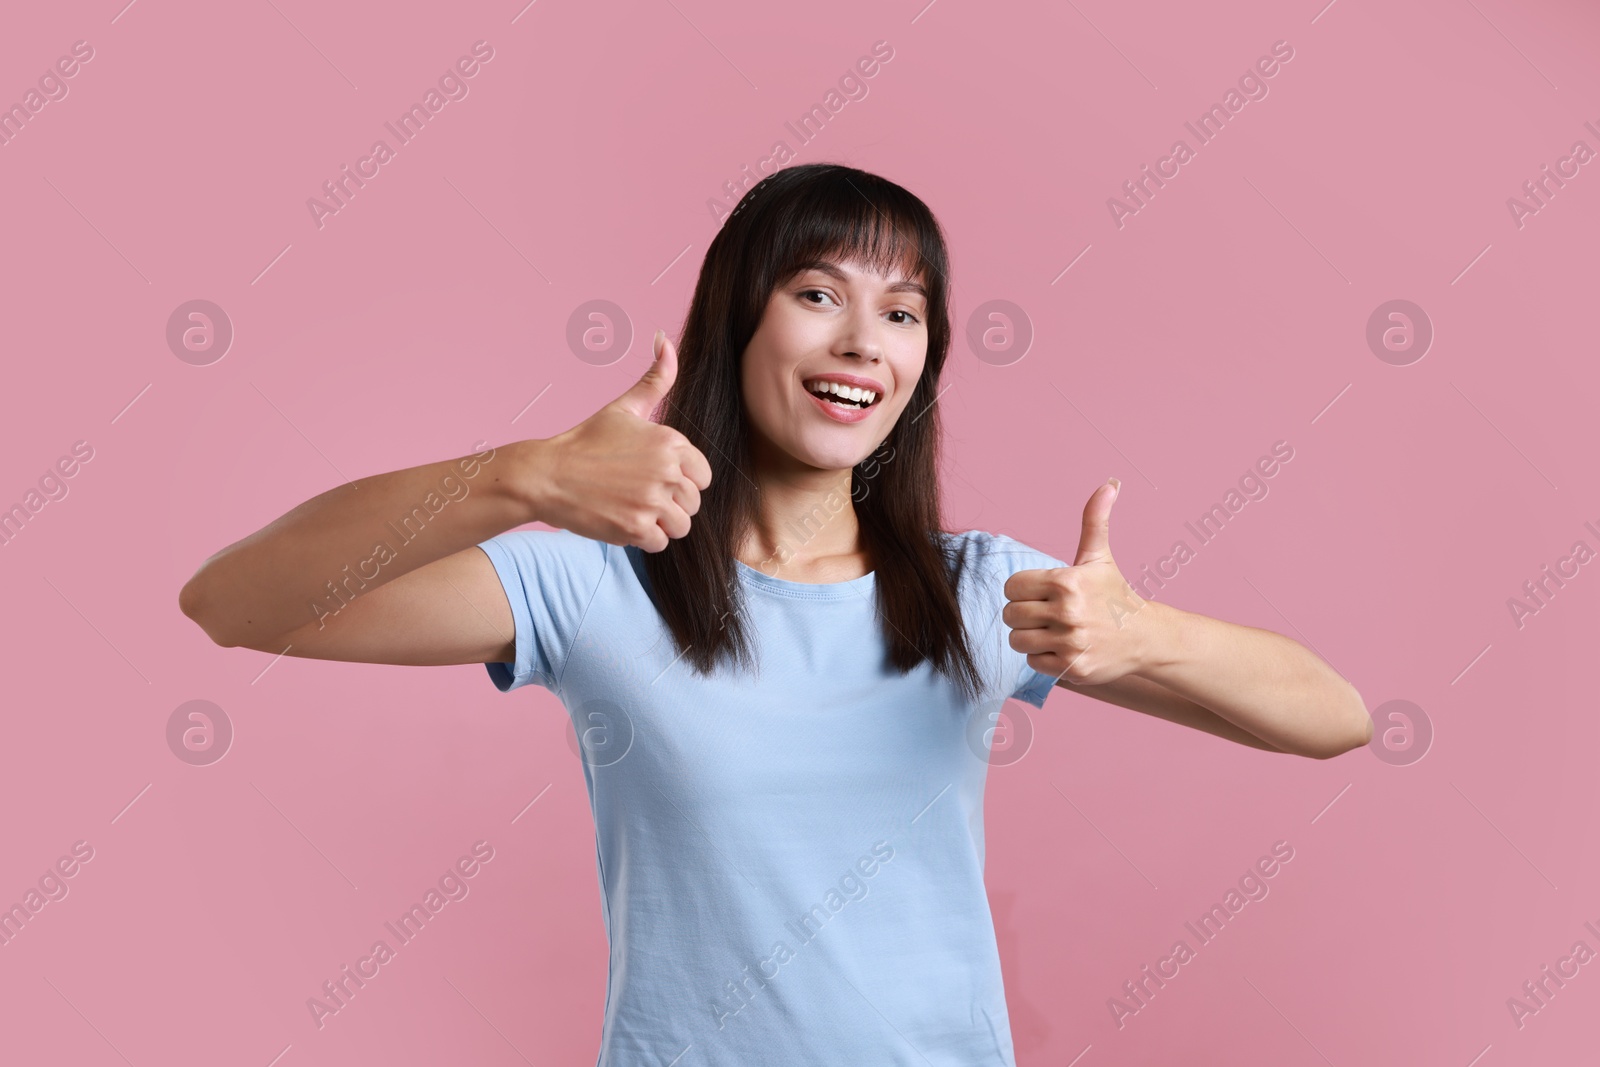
[1073,477,1119,566]
[613,328,678,419]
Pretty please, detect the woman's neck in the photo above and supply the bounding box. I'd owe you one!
[737,459,868,582]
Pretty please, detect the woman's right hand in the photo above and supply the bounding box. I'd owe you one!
[532,329,714,552]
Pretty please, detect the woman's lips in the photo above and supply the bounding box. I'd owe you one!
[806,388,876,424]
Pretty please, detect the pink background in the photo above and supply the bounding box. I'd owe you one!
[2,0,1597,1063]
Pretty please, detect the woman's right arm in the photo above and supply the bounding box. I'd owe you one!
[177,332,710,665]
[178,439,542,660]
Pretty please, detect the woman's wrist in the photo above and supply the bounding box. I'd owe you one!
[495,436,563,529]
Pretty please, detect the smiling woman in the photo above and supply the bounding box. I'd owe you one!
[648,165,979,697]
[179,161,1366,1066]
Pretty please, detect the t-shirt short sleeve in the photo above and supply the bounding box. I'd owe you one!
[975,533,1072,709]
[475,528,610,693]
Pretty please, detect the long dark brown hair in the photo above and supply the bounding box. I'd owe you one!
[641,162,985,702]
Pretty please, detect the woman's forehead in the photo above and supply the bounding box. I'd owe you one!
[791,253,927,289]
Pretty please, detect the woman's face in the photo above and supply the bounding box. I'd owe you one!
[740,255,929,474]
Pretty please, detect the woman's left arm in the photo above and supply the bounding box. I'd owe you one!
[1003,479,1372,761]
[1100,597,1371,759]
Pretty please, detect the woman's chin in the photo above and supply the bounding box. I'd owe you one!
[788,441,871,474]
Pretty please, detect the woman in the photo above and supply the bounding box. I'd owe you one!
[180,163,1369,1064]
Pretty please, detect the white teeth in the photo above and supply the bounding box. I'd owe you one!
[807,380,878,405]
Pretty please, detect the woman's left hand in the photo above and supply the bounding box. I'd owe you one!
[1002,478,1160,686]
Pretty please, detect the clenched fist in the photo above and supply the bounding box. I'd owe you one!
[1002,478,1152,686]
[535,329,713,553]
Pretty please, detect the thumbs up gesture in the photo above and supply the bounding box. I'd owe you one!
[1001,479,1151,686]
[533,329,713,552]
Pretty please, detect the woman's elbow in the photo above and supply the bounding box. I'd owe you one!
[1306,686,1372,759]
[178,576,239,647]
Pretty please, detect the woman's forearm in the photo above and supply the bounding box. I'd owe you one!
[178,439,542,647]
[1135,599,1372,759]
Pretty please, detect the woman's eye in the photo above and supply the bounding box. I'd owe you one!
[798,289,919,324]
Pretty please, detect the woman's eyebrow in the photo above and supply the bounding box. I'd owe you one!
[793,259,928,300]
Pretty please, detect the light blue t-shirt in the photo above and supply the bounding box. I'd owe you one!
[476,527,1068,1066]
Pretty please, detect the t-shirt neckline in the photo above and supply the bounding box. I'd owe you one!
[733,558,877,599]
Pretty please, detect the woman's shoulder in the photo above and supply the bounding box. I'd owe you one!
[940,528,1068,563]
[477,525,613,583]
[486,525,608,552]
[939,529,1071,585]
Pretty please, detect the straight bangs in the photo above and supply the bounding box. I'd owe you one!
[719,168,954,440]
